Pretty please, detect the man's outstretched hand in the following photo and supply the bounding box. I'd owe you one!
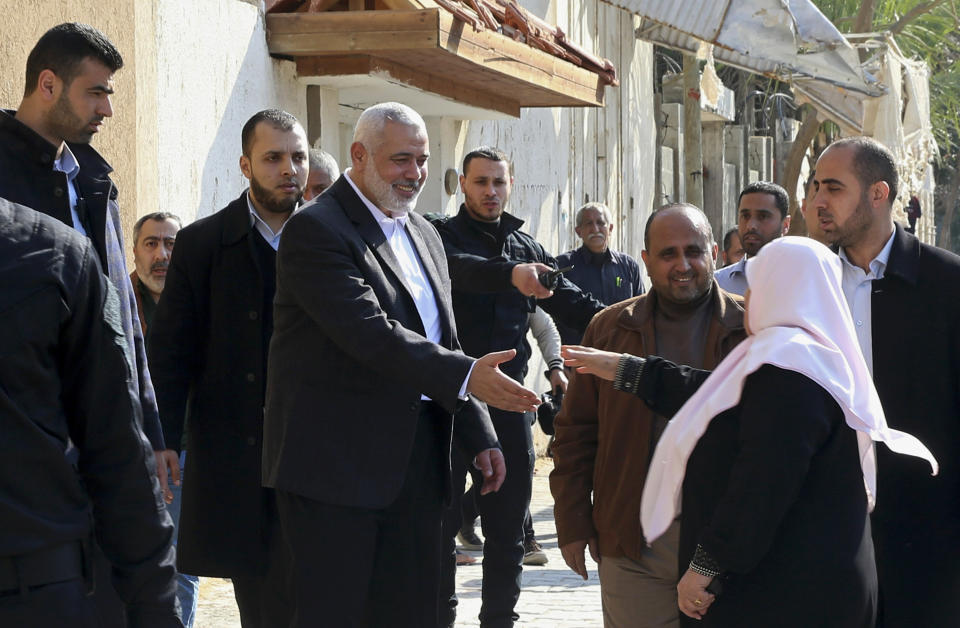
[467,349,540,413]
[473,448,506,494]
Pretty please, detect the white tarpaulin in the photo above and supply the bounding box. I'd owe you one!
[623,0,884,96]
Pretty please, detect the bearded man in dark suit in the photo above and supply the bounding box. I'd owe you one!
[812,136,960,627]
[262,102,542,627]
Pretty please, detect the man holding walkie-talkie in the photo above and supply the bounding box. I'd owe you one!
[433,146,603,628]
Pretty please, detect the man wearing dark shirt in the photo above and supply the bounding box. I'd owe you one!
[131,212,181,336]
[436,147,604,627]
[556,202,644,344]
[0,197,180,627]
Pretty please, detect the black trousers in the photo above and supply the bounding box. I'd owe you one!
[277,403,446,628]
[440,408,534,628]
[0,578,101,628]
[231,491,292,628]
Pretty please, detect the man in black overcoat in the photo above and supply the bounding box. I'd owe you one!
[148,109,308,627]
[812,136,960,627]
[261,102,541,627]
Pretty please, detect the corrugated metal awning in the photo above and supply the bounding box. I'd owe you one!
[616,0,884,97]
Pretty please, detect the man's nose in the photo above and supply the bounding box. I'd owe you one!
[99,96,113,118]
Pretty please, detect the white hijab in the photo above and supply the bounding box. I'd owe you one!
[639,237,938,544]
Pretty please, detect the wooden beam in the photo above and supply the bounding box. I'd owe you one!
[437,13,602,105]
[296,55,521,117]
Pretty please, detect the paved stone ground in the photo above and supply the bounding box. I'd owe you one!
[192,458,603,627]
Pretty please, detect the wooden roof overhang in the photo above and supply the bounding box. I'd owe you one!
[266,5,609,118]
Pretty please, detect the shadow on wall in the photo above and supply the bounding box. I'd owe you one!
[156,0,302,223]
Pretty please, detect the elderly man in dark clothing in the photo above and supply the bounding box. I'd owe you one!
[556,202,644,344]
[435,147,605,628]
[0,198,181,628]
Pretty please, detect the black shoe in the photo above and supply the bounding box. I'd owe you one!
[457,526,483,551]
[523,538,548,566]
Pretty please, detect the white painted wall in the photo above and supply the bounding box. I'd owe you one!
[154,0,305,222]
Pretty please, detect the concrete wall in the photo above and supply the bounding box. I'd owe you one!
[0,0,146,250]
[153,0,304,221]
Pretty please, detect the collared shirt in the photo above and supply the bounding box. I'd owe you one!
[246,193,294,250]
[53,143,86,237]
[343,169,472,399]
[714,255,749,296]
[839,229,896,375]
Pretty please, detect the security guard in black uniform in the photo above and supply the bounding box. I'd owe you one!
[0,198,181,627]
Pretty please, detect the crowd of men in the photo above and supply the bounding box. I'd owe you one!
[2,20,959,628]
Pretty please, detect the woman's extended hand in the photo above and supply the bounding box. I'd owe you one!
[561,345,622,381]
[677,569,716,619]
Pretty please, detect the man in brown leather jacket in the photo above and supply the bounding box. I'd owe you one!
[550,203,746,628]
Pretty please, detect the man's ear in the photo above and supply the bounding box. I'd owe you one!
[781,214,791,235]
[871,181,891,205]
[350,142,367,171]
[711,242,719,262]
[36,69,60,103]
[239,154,251,180]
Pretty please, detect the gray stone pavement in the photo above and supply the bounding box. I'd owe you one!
[192,458,603,627]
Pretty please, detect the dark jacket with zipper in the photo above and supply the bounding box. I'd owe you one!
[0,198,179,627]
[0,109,164,451]
[435,205,604,382]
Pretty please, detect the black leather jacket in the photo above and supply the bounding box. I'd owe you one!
[435,206,603,381]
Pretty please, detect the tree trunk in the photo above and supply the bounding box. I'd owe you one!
[780,105,820,236]
[938,166,960,252]
[853,0,876,32]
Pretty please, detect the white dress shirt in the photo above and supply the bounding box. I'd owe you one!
[344,170,473,399]
[247,193,294,251]
[53,144,86,237]
[839,229,896,375]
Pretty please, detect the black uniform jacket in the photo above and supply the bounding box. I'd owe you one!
[435,206,604,382]
[0,109,164,450]
[148,193,274,577]
[262,176,499,509]
[0,198,178,626]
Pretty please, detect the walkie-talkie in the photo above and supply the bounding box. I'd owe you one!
[538,265,574,291]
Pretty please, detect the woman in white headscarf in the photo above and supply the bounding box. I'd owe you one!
[563,237,936,627]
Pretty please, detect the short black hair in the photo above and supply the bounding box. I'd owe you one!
[830,137,899,204]
[722,227,739,252]
[24,23,123,96]
[738,181,789,219]
[241,109,301,157]
[643,203,713,250]
[462,146,512,177]
[133,212,181,244]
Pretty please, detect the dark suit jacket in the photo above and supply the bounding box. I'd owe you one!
[148,193,274,577]
[262,176,499,509]
[868,224,960,626]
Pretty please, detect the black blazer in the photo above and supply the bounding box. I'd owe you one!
[868,224,960,626]
[262,176,499,509]
[148,193,273,577]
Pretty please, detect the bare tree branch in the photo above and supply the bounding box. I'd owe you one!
[882,0,951,35]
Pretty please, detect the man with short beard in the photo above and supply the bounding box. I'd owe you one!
[131,212,181,335]
[811,137,960,627]
[435,147,605,628]
[262,102,545,627]
[148,109,307,627]
[551,204,745,628]
[0,22,178,625]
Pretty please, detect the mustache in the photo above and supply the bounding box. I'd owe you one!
[150,261,169,273]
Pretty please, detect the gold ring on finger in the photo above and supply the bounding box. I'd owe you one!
[693,599,702,607]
